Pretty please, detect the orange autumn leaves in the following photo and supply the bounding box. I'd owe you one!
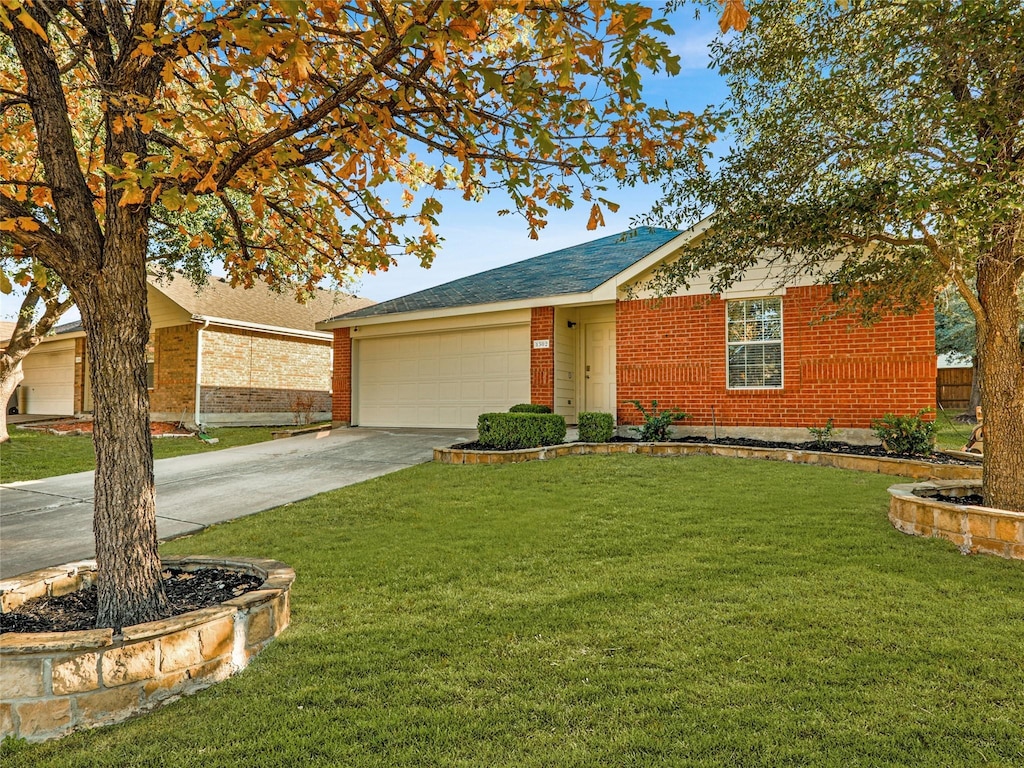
[2,0,746,294]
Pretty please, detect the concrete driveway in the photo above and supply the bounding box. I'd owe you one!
[0,427,470,579]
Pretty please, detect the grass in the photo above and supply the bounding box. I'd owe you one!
[5,455,1022,767]
[932,408,977,452]
[0,425,279,483]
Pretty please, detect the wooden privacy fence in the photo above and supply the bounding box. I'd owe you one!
[937,367,973,410]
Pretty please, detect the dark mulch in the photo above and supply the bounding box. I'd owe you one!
[1,568,263,635]
[452,436,980,466]
[932,493,986,506]
[23,420,193,437]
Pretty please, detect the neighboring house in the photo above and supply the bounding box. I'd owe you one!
[318,222,935,440]
[1,321,19,415]
[18,275,372,426]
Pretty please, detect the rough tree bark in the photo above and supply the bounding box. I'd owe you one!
[976,222,1024,513]
[0,281,74,442]
[9,3,169,628]
[74,255,168,630]
[0,362,24,439]
[968,358,982,415]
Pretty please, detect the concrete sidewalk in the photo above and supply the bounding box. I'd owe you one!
[0,427,470,578]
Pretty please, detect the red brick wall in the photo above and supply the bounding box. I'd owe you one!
[616,286,935,429]
[73,338,86,413]
[530,307,555,409]
[332,328,352,424]
[151,324,198,415]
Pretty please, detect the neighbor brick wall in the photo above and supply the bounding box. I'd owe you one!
[331,328,352,424]
[616,285,935,428]
[530,306,555,409]
[150,324,198,415]
[73,338,86,413]
[199,327,331,414]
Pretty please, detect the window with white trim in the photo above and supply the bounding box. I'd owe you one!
[726,297,783,388]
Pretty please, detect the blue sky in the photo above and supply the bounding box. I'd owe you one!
[351,8,729,302]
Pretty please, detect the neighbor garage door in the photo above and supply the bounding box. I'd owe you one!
[21,340,76,415]
[356,325,530,427]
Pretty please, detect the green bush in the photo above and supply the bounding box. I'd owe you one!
[477,412,566,450]
[509,403,552,414]
[578,412,615,443]
[807,418,839,449]
[625,399,689,442]
[871,410,936,455]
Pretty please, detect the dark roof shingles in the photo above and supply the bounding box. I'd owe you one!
[334,227,681,321]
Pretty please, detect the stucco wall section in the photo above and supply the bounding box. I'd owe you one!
[616,285,935,429]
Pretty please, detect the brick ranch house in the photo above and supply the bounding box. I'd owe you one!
[14,274,372,427]
[318,222,936,441]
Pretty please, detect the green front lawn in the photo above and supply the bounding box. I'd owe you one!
[932,408,978,452]
[0,426,278,483]
[6,456,1022,766]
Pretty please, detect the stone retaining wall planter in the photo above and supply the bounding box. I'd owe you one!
[0,556,294,743]
[888,481,1024,560]
[434,442,982,481]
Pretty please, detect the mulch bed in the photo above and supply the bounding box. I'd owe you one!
[453,436,980,467]
[0,568,263,634]
[932,493,986,506]
[24,420,193,437]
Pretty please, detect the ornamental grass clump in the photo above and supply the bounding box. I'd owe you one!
[477,412,566,450]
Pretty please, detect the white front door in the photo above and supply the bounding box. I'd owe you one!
[584,322,616,413]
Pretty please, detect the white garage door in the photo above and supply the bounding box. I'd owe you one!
[357,325,530,428]
[21,341,76,415]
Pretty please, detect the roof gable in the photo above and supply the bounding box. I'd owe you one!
[148,273,372,331]
[331,227,682,321]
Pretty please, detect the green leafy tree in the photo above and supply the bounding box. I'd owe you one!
[1,0,744,629]
[650,0,1024,512]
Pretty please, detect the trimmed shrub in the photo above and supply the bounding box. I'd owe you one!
[477,412,566,450]
[871,410,936,455]
[509,403,553,414]
[578,412,615,443]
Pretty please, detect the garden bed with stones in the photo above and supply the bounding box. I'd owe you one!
[436,441,982,481]
[0,556,293,743]
[888,481,1023,561]
[22,420,193,438]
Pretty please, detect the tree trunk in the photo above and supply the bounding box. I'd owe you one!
[968,357,982,415]
[75,246,169,630]
[976,231,1024,514]
[0,361,25,443]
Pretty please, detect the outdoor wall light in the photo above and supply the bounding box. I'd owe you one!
[567,321,577,329]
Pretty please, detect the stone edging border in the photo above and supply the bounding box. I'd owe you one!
[0,555,294,743]
[434,442,982,481]
[888,481,1024,561]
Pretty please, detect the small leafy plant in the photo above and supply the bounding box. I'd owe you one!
[807,418,839,450]
[625,399,689,442]
[871,410,936,456]
[578,412,615,443]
